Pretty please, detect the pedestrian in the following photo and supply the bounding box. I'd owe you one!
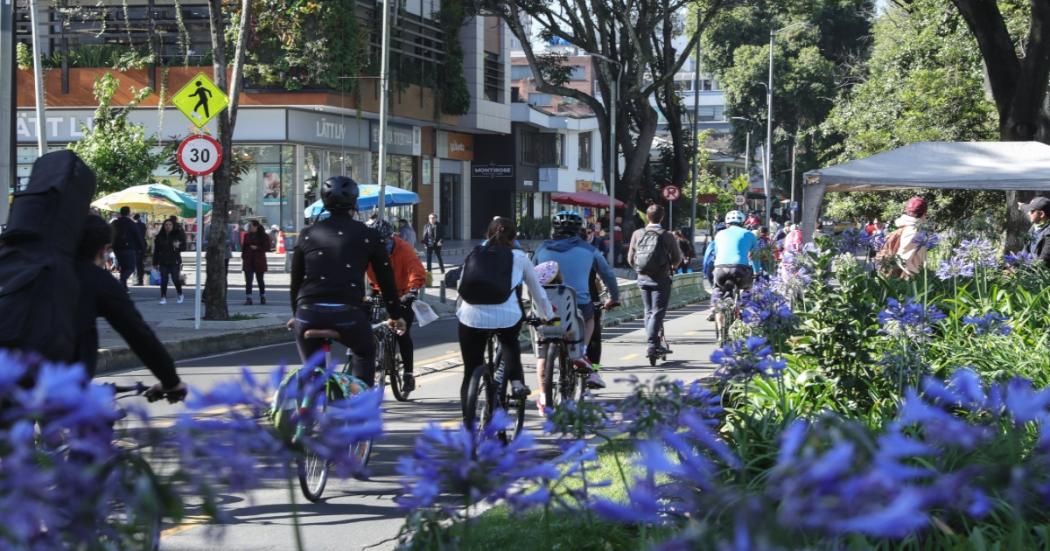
[153,219,185,304]
[875,196,930,279]
[398,218,417,247]
[422,213,445,273]
[241,220,271,305]
[673,229,695,274]
[110,206,145,290]
[613,215,625,267]
[783,222,803,254]
[1019,197,1050,268]
[269,224,281,251]
[628,205,683,359]
[132,213,147,285]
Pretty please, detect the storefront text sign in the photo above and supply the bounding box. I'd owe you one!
[445,132,474,161]
[369,122,422,156]
[287,110,369,148]
[473,164,514,179]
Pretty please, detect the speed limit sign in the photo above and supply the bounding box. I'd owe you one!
[176,134,223,176]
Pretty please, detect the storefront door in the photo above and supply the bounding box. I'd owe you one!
[440,174,460,240]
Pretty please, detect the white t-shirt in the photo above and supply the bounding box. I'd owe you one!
[457,249,554,329]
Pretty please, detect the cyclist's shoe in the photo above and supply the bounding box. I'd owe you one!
[402,373,416,394]
[707,311,716,322]
[573,358,593,372]
[585,372,606,389]
[510,380,530,399]
[536,396,548,416]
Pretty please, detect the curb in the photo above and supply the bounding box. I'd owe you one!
[96,324,293,374]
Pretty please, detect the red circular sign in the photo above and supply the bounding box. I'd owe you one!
[662,185,681,201]
[176,134,223,176]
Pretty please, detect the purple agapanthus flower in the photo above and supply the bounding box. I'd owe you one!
[912,231,941,251]
[935,256,976,280]
[954,238,1000,269]
[878,298,946,339]
[710,336,786,381]
[740,279,795,332]
[1005,250,1038,268]
[962,312,1012,336]
[836,228,872,255]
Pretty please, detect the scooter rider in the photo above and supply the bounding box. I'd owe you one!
[289,176,406,385]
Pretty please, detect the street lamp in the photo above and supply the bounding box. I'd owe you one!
[730,116,755,179]
[588,50,622,268]
[765,21,810,226]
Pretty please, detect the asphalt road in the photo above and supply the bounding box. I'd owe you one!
[97,303,718,551]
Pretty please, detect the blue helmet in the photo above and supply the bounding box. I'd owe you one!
[551,211,584,237]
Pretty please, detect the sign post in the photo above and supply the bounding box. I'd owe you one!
[662,185,680,229]
[177,134,223,330]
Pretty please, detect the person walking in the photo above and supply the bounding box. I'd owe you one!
[242,220,271,305]
[153,219,185,304]
[132,213,148,285]
[111,206,145,290]
[673,229,695,274]
[422,213,445,273]
[876,196,930,279]
[1019,197,1050,268]
[628,205,683,360]
[398,218,417,247]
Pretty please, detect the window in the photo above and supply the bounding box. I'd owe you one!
[511,87,522,102]
[578,132,593,170]
[701,79,713,91]
[569,66,586,81]
[528,92,552,107]
[674,80,691,92]
[511,65,533,80]
[555,134,566,166]
[521,131,557,165]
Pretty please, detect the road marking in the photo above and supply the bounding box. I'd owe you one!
[161,515,212,538]
[623,353,639,361]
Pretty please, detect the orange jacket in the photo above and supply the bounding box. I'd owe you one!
[368,235,427,296]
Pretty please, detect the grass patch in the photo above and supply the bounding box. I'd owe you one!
[462,439,666,550]
[229,313,263,321]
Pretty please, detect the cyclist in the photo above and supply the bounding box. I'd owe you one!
[289,176,406,386]
[711,209,758,298]
[74,214,186,400]
[627,205,682,362]
[533,211,619,396]
[457,217,553,420]
[365,218,426,394]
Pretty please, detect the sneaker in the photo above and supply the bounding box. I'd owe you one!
[585,372,606,390]
[707,311,716,322]
[177,294,184,304]
[260,296,266,305]
[159,297,166,305]
[536,396,548,416]
[402,374,416,394]
[510,380,530,399]
[243,297,252,305]
[572,358,593,372]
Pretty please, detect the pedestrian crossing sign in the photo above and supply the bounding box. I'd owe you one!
[171,73,229,128]
[730,174,750,193]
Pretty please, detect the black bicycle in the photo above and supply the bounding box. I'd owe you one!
[365,294,411,402]
[714,284,742,346]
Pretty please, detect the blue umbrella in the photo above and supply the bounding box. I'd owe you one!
[304,184,419,219]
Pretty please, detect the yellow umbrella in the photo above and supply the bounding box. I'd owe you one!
[92,186,180,217]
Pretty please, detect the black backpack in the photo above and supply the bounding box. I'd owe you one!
[0,151,96,361]
[633,229,671,276]
[458,243,514,305]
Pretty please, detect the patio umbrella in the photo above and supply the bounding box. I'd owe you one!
[92,184,211,218]
[146,183,211,218]
[551,190,625,209]
[304,184,419,219]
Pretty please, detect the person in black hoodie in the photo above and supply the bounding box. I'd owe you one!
[74,214,186,399]
[111,206,145,290]
[132,213,147,285]
[153,219,185,304]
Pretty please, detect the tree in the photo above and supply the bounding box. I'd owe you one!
[949,0,1050,247]
[478,0,728,216]
[69,74,164,195]
[821,0,1001,226]
[202,0,252,321]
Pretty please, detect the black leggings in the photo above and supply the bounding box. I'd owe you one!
[159,263,183,297]
[399,304,416,375]
[294,303,376,384]
[586,306,602,364]
[458,321,523,419]
[245,270,265,296]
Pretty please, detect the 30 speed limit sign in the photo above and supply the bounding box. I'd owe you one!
[176,134,223,176]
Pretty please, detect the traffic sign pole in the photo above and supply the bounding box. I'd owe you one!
[176,133,223,330]
[194,174,203,330]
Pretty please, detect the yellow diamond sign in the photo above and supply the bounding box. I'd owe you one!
[171,73,228,128]
[730,174,750,193]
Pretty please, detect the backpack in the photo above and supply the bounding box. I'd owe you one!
[0,151,96,361]
[633,229,671,277]
[458,243,514,305]
[875,228,905,278]
[444,267,462,290]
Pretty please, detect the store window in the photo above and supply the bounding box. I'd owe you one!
[304,147,369,213]
[578,132,593,170]
[228,145,296,231]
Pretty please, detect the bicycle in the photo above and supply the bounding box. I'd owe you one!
[713,284,742,346]
[464,316,550,443]
[284,328,374,503]
[366,294,411,402]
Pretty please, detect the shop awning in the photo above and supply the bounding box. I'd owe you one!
[551,191,625,209]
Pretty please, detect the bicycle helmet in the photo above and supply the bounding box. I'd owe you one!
[366,217,394,242]
[551,211,584,238]
[725,210,745,226]
[534,260,560,286]
[320,176,359,212]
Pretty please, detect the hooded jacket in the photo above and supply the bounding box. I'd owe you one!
[893,215,927,277]
[533,236,619,304]
[367,235,426,296]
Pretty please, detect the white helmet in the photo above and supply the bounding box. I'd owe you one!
[725,210,746,225]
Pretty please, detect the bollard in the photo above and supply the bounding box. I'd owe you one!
[439,281,447,304]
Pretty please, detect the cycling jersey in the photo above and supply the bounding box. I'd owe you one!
[533,236,620,305]
[713,225,757,267]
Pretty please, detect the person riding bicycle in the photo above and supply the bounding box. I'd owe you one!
[627,204,683,362]
[711,210,758,296]
[289,176,406,386]
[533,211,620,394]
[456,217,553,421]
[74,214,186,401]
[365,217,426,394]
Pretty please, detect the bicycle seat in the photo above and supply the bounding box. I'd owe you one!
[303,329,340,340]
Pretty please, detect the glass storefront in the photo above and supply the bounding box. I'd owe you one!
[232,145,296,231]
[370,153,417,222]
[303,147,369,217]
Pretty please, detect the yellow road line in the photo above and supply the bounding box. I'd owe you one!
[161,515,212,538]
[622,353,639,361]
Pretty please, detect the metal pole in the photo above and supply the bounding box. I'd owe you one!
[28,0,46,156]
[0,0,14,226]
[194,175,202,330]
[790,140,797,223]
[764,30,774,227]
[688,8,701,239]
[606,63,619,267]
[376,0,393,214]
[744,131,750,179]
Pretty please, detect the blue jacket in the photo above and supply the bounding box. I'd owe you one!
[533,236,619,303]
[703,241,717,280]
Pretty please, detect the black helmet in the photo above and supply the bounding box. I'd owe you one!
[321,176,359,212]
[366,217,394,242]
[551,210,584,238]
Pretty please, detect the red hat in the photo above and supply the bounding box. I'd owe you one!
[904,196,927,218]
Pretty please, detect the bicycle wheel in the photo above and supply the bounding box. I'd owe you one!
[297,386,332,503]
[464,364,493,440]
[388,339,407,402]
[543,345,575,409]
[493,349,525,443]
[102,454,163,551]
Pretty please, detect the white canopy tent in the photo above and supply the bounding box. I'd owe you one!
[801,141,1050,239]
